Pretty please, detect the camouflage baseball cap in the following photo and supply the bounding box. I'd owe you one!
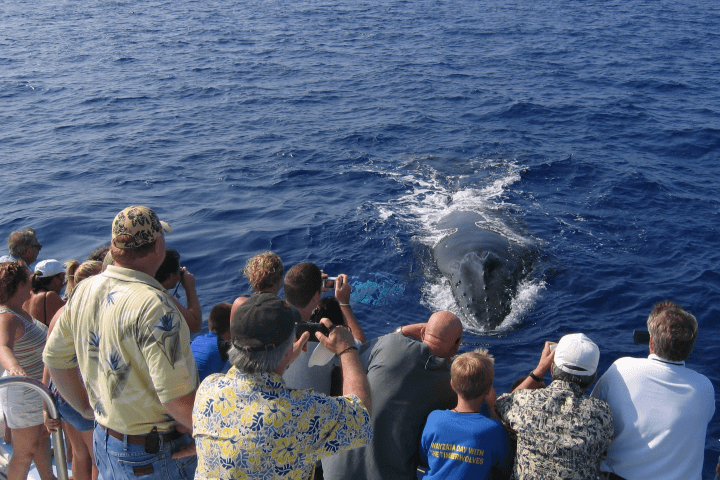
[111,206,172,249]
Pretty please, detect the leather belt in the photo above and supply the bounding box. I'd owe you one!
[99,424,182,445]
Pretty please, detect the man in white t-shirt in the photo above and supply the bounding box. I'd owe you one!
[591,301,715,480]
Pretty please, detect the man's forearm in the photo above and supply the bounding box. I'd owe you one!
[163,389,196,432]
[511,368,547,392]
[48,366,94,419]
[341,305,366,344]
[173,297,201,334]
[183,284,202,334]
[340,350,372,416]
[399,323,425,340]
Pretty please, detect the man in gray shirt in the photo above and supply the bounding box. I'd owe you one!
[323,311,462,480]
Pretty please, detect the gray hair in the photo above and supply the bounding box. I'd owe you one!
[552,364,596,390]
[647,301,698,361]
[228,331,294,374]
[8,228,37,256]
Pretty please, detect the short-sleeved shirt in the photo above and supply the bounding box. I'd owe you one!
[420,409,513,480]
[282,347,339,395]
[591,355,715,480]
[191,331,227,382]
[322,333,457,480]
[193,366,372,480]
[43,265,198,434]
[496,380,613,480]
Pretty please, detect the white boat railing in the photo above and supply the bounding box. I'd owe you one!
[0,377,68,480]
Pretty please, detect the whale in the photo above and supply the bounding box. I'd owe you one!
[433,211,535,330]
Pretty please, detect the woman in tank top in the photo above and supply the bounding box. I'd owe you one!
[43,259,103,480]
[22,258,66,327]
[0,260,54,480]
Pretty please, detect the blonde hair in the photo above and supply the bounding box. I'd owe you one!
[243,251,283,293]
[451,348,495,400]
[65,260,102,295]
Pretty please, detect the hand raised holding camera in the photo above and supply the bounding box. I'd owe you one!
[315,317,355,355]
[334,273,351,305]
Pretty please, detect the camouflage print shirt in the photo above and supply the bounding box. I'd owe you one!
[43,265,198,434]
[496,380,613,480]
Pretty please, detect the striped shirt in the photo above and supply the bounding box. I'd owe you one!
[0,307,47,381]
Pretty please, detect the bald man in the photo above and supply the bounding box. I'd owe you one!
[323,312,462,480]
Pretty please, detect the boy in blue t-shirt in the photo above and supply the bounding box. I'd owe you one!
[191,302,232,382]
[420,349,513,480]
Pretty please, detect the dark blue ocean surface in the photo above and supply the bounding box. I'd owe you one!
[2,0,720,475]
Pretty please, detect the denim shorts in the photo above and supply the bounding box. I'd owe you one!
[57,397,95,432]
[0,385,44,429]
[93,424,196,480]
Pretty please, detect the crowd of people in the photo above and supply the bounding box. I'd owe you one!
[0,205,715,480]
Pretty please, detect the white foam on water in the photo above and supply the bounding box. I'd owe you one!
[367,158,545,333]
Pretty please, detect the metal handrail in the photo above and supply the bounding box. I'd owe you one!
[0,376,68,480]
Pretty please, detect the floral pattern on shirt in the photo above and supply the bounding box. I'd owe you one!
[193,367,372,480]
[43,266,197,434]
[496,380,613,480]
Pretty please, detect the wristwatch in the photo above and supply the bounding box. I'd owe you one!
[529,371,543,382]
[395,326,404,335]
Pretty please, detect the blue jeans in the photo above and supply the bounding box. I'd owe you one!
[93,425,196,480]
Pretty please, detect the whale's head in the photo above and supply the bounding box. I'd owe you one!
[449,250,519,330]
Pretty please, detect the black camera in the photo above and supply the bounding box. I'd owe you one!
[633,330,650,345]
[323,277,337,289]
[295,322,330,342]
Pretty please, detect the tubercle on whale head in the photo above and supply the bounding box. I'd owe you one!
[432,211,535,331]
[451,252,516,329]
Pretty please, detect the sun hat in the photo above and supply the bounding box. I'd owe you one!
[111,206,172,249]
[231,293,300,352]
[35,259,65,277]
[553,333,600,377]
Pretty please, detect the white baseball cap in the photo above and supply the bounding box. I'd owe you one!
[554,333,599,377]
[35,259,65,278]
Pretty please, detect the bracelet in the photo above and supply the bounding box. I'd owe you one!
[339,303,351,307]
[529,371,543,382]
[338,346,358,356]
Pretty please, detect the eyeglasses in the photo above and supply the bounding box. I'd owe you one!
[31,243,42,252]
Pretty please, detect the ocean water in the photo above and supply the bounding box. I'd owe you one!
[2,0,720,475]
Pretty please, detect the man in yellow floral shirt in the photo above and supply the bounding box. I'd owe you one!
[193,293,372,480]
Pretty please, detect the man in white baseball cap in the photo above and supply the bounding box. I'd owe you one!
[496,334,614,480]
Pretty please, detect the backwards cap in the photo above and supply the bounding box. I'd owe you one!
[231,293,299,352]
[112,206,171,249]
[554,333,600,377]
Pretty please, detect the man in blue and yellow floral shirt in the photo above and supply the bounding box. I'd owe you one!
[193,293,372,480]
